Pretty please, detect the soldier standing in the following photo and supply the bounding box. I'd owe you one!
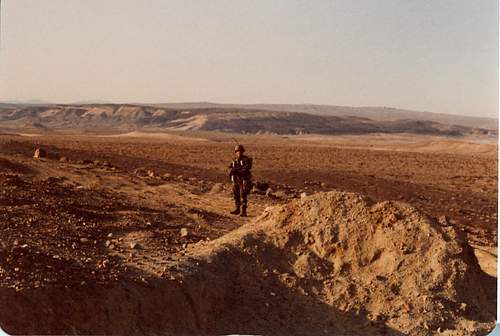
[228,144,253,217]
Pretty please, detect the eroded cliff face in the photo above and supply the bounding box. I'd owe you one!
[1,104,493,136]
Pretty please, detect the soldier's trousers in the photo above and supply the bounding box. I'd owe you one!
[232,177,252,209]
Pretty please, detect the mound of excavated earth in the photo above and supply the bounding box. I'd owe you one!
[1,191,495,335]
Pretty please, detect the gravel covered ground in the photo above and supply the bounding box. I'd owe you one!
[0,133,496,335]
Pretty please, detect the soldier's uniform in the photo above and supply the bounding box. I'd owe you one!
[229,145,253,217]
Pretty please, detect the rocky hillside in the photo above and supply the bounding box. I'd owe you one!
[0,104,495,136]
[154,102,498,130]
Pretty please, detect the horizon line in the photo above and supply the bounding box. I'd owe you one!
[0,99,498,120]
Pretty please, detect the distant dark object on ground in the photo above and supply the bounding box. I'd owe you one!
[253,181,270,194]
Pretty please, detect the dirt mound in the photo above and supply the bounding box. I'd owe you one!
[181,191,495,335]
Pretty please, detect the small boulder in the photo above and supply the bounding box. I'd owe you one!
[180,228,189,238]
[438,215,450,226]
[33,148,47,159]
[134,168,148,177]
[254,181,270,193]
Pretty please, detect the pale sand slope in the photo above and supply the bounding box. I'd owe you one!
[293,133,497,155]
[99,130,208,141]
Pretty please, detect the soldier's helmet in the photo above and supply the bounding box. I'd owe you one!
[234,144,245,153]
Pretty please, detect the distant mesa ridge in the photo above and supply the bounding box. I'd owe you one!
[0,103,496,136]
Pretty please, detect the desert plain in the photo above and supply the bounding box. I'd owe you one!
[0,127,497,335]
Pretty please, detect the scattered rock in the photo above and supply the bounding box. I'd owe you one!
[129,242,139,249]
[133,168,148,177]
[438,215,451,226]
[80,238,89,243]
[33,148,47,159]
[180,228,189,238]
[209,183,224,194]
[273,190,288,199]
[254,181,270,192]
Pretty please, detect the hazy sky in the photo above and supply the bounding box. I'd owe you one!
[0,0,498,117]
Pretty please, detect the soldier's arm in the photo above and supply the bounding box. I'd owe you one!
[242,157,252,171]
[228,161,236,179]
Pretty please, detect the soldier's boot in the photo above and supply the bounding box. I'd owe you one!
[240,206,247,217]
[230,205,241,215]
